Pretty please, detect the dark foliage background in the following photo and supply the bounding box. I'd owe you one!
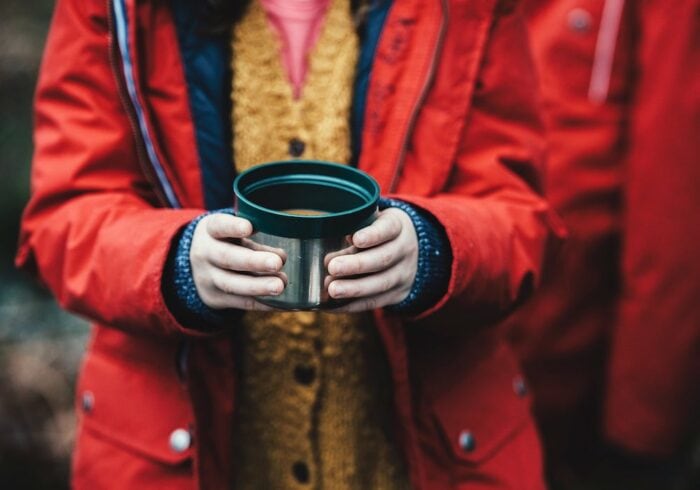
[0,1,89,488]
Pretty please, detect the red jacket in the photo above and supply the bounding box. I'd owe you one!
[17,0,561,488]
[510,0,700,460]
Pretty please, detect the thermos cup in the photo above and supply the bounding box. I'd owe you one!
[233,160,379,310]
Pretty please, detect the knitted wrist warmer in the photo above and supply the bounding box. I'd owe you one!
[379,198,452,316]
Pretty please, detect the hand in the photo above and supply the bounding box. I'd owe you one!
[190,214,286,311]
[326,208,418,312]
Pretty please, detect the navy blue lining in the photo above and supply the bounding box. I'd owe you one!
[171,0,234,210]
[352,0,393,162]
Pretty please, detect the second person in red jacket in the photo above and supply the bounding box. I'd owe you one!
[508,0,700,487]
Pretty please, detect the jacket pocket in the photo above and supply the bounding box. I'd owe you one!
[427,341,533,466]
[75,326,195,465]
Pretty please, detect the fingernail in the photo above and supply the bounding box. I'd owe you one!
[265,257,278,271]
[332,284,345,297]
[268,280,282,295]
[355,232,366,246]
[331,261,344,275]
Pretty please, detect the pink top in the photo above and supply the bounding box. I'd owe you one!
[259,0,331,98]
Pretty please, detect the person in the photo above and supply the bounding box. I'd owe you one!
[507,0,700,487]
[16,0,562,488]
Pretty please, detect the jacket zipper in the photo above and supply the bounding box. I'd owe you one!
[106,0,170,207]
[387,0,450,193]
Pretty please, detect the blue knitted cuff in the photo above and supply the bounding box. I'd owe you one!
[164,208,236,328]
[379,198,452,316]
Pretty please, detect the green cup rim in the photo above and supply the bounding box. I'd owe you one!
[233,160,380,238]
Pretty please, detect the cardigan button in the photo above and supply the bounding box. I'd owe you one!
[292,461,310,483]
[289,138,306,157]
[294,364,316,386]
[169,428,192,453]
[458,430,476,452]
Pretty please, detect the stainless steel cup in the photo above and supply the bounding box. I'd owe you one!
[233,160,379,310]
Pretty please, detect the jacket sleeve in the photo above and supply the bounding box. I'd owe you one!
[391,6,565,323]
[15,0,206,337]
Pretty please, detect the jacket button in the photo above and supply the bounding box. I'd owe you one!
[513,376,528,397]
[289,138,306,157]
[81,391,95,413]
[458,430,476,452]
[169,428,192,453]
[567,8,593,33]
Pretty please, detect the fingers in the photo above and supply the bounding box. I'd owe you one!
[196,214,285,274]
[351,210,402,249]
[240,237,289,263]
[191,214,288,312]
[210,268,285,297]
[207,239,284,273]
[323,243,357,268]
[327,263,411,300]
[206,214,253,239]
[327,240,401,277]
[195,209,417,315]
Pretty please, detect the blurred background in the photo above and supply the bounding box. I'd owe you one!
[0,1,89,488]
